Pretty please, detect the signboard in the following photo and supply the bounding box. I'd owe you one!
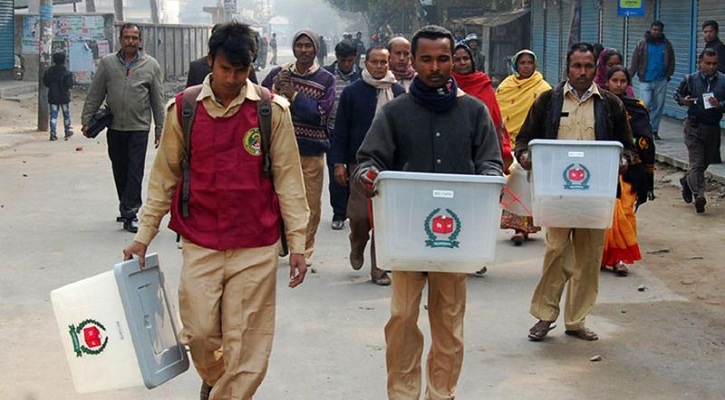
[618,0,645,17]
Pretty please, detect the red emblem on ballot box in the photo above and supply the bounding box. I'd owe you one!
[563,163,591,190]
[68,319,109,357]
[424,208,461,248]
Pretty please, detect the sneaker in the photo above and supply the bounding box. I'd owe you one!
[695,196,706,213]
[679,176,692,204]
[49,134,58,141]
[653,131,662,140]
[331,219,345,230]
[473,266,487,277]
[349,252,364,270]
[64,130,74,140]
[200,382,213,400]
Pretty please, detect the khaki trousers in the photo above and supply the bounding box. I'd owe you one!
[301,155,325,261]
[385,271,467,400]
[178,239,278,400]
[530,227,605,331]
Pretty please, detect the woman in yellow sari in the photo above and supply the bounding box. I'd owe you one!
[496,50,551,245]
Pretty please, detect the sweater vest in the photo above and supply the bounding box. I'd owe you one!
[168,98,281,250]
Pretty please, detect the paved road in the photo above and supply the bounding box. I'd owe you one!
[1,49,724,399]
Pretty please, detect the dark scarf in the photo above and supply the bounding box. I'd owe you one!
[645,31,667,45]
[336,62,359,82]
[409,76,458,113]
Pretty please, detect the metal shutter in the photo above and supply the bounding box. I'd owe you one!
[601,0,625,50]
[531,0,545,71]
[660,1,695,120]
[543,0,562,85]
[580,1,600,45]
[0,0,13,70]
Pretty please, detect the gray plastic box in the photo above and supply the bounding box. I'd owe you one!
[51,254,189,393]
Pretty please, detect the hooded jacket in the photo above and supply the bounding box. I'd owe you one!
[42,64,73,105]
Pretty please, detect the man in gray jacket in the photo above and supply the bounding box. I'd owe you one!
[355,25,503,400]
[82,23,165,233]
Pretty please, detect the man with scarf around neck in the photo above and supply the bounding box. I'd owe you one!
[324,39,362,231]
[629,21,675,140]
[262,29,336,267]
[388,36,416,92]
[516,43,634,343]
[331,45,405,286]
[354,25,503,399]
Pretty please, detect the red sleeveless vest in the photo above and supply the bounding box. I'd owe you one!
[169,98,281,250]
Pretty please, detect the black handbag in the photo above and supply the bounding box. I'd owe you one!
[85,106,113,138]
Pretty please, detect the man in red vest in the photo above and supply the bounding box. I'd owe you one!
[123,22,309,400]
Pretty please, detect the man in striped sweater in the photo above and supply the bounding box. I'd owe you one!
[262,29,336,267]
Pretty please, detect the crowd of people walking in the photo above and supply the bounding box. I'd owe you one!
[52,16,723,400]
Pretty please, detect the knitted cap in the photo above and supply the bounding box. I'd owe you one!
[293,29,320,55]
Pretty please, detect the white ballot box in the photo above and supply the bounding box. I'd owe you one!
[372,171,505,273]
[50,254,189,393]
[529,139,622,229]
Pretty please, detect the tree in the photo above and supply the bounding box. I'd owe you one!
[325,0,425,35]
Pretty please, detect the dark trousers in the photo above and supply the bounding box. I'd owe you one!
[684,119,720,199]
[326,153,349,221]
[107,129,149,219]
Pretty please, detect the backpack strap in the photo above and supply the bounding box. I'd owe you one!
[179,84,203,218]
[253,84,273,179]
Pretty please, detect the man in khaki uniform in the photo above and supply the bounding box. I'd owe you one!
[123,22,309,400]
[515,43,634,342]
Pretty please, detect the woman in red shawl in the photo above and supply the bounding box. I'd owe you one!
[451,43,512,170]
[451,43,512,276]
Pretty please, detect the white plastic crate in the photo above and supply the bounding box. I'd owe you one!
[529,139,622,229]
[51,254,189,393]
[372,171,505,273]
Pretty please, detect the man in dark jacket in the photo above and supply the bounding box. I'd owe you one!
[516,42,634,343]
[355,25,503,399]
[43,52,74,141]
[629,21,675,140]
[324,40,361,230]
[674,48,725,214]
[331,45,404,286]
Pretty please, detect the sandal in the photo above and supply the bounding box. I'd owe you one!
[613,261,629,277]
[565,328,599,341]
[511,233,524,246]
[528,320,556,341]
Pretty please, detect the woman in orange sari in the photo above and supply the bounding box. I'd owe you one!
[495,50,551,245]
[602,66,656,276]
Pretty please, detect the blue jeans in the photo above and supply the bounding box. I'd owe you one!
[638,79,668,133]
[49,103,72,136]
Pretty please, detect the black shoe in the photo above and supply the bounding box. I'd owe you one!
[123,218,138,233]
[49,134,58,141]
[679,176,692,204]
[653,132,662,140]
[116,216,125,222]
[695,197,706,213]
[200,382,213,400]
[64,131,74,140]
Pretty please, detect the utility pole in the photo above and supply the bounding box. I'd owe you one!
[114,0,124,21]
[150,0,160,23]
[37,0,52,131]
